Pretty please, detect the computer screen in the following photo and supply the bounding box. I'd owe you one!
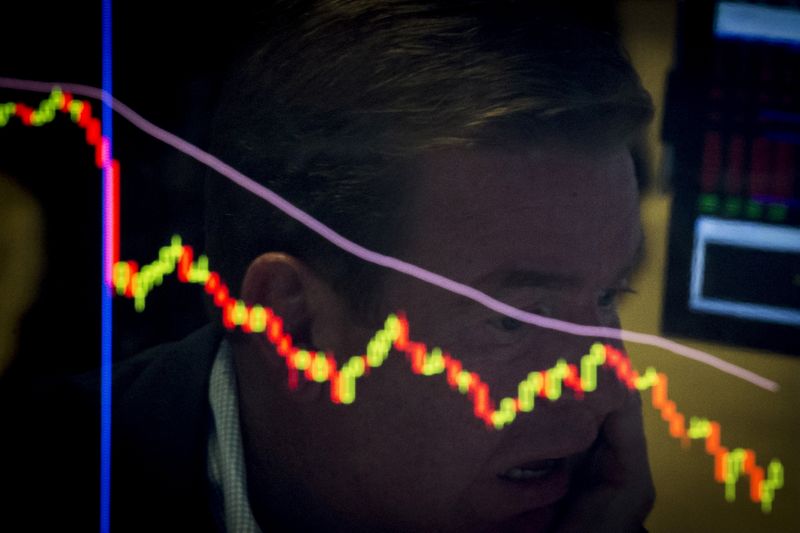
[662,0,800,355]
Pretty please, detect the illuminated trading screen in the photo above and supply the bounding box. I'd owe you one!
[0,1,795,531]
[0,81,784,520]
[662,0,800,355]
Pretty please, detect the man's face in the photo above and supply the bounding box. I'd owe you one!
[237,144,644,531]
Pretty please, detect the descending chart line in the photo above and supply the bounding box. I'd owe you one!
[111,235,784,513]
[0,82,781,392]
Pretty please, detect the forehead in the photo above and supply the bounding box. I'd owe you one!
[400,145,641,285]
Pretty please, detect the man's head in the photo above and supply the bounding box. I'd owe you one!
[205,0,651,319]
[205,1,653,530]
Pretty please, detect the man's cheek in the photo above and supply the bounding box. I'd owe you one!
[493,504,560,533]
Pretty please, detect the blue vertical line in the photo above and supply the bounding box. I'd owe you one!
[101,0,113,531]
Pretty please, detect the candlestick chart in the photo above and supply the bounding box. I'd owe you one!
[0,86,785,514]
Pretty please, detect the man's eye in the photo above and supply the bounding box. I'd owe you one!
[498,316,524,331]
[487,304,553,334]
[487,314,525,332]
[598,286,637,308]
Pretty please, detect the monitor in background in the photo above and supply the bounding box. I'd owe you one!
[662,0,800,355]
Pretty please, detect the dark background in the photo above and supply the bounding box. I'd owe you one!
[0,1,252,376]
[0,0,623,378]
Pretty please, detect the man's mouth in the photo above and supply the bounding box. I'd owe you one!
[461,444,594,522]
[497,458,563,482]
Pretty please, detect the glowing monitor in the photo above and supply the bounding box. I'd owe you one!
[662,0,800,355]
[715,1,800,47]
[690,217,800,327]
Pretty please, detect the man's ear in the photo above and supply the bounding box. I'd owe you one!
[241,253,313,347]
[238,253,351,385]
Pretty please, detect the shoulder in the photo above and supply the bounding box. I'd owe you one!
[1,324,225,532]
[111,323,225,418]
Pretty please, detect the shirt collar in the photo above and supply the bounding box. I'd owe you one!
[207,339,263,533]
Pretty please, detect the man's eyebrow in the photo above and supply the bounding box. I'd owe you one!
[475,233,646,292]
[468,265,584,294]
[497,269,583,290]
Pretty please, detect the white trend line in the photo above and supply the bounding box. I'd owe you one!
[0,77,781,392]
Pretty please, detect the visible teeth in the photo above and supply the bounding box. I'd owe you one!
[502,466,553,480]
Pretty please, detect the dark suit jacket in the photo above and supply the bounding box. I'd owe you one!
[1,324,225,532]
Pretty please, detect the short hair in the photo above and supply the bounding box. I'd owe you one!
[204,0,653,321]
